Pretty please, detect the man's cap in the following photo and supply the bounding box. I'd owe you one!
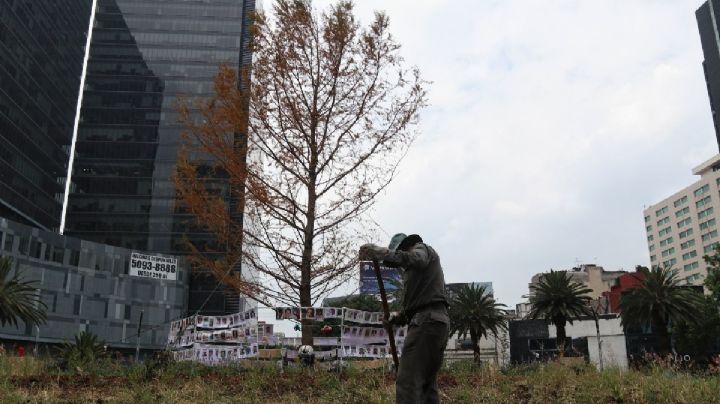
[398,234,423,251]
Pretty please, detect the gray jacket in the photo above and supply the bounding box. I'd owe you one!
[384,243,448,318]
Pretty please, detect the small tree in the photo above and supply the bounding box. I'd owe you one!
[528,270,592,357]
[703,244,720,301]
[619,265,704,355]
[0,256,46,328]
[325,294,382,312]
[672,296,720,363]
[449,284,507,363]
[177,0,427,344]
[57,330,106,367]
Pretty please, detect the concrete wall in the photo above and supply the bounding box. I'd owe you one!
[446,328,511,366]
[548,316,627,369]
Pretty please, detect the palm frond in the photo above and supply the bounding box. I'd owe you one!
[0,256,47,328]
[527,270,593,326]
[619,265,704,330]
[448,284,507,341]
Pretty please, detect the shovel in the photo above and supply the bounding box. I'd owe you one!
[372,259,400,373]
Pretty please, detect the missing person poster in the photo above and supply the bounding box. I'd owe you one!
[129,252,177,280]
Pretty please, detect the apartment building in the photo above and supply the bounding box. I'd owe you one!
[643,154,720,285]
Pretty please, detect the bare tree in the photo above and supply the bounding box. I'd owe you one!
[176,0,427,344]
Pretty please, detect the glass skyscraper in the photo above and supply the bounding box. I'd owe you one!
[65,0,255,314]
[697,0,720,151]
[0,0,93,231]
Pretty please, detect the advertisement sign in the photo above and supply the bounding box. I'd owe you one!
[129,252,177,280]
[359,261,402,295]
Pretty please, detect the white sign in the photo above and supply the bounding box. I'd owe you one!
[129,252,177,280]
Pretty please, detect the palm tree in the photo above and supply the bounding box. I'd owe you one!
[528,270,593,357]
[618,265,704,355]
[0,256,47,327]
[449,284,508,363]
[57,330,107,365]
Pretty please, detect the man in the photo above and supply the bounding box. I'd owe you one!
[360,233,449,404]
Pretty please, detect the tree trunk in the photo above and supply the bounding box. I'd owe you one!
[470,329,481,363]
[555,317,567,358]
[653,313,671,355]
[299,190,315,345]
[300,152,318,346]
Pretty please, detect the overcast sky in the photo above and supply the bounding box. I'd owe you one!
[300,0,720,307]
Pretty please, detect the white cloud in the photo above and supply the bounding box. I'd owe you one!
[309,0,716,306]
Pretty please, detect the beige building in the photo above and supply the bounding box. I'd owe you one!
[643,154,720,285]
[528,264,626,300]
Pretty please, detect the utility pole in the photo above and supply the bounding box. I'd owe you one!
[135,310,144,362]
[34,326,39,356]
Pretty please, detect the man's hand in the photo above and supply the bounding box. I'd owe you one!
[359,243,390,261]
[383,311,408,327]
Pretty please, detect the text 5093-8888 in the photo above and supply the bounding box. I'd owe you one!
[130,259,176,273]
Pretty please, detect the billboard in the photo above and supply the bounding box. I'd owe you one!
[359,261,402,295]
[129,252,178,281]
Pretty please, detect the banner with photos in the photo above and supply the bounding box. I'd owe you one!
[274,306,344,321]
[167,308,261,365]
[172,343,260,365]
[168,307,409,364]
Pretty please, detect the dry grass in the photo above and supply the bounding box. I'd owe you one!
[1,356,720,403]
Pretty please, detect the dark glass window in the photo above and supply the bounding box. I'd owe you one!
[70,250,80,266]
[52,246,65,263]
[3,234,14,251]
[18,236,29,255]
[73,296,81,315]
[0,0,93,230]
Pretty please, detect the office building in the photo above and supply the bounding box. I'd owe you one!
[63,0,255,314]
[0,0,93,231]
[528,264,626,300]
[0,217,189,350]
[697,0,720,151]
[643,154,720,286]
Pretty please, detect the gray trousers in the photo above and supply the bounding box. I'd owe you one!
[396,310,450,404]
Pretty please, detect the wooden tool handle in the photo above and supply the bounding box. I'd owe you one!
[372,259,399,373]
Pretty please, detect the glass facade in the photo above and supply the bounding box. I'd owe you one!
[0,0,93,231]
[65,0,254,315]
[697,0,720,151]
[0,217,189,349]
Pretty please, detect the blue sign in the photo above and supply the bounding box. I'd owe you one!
[359,261,402,295]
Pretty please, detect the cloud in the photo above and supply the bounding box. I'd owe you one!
[309,0,716,306]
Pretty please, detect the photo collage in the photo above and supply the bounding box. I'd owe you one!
[272,307,408,360]
[168,307,408,364]
[168,308,261,366]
